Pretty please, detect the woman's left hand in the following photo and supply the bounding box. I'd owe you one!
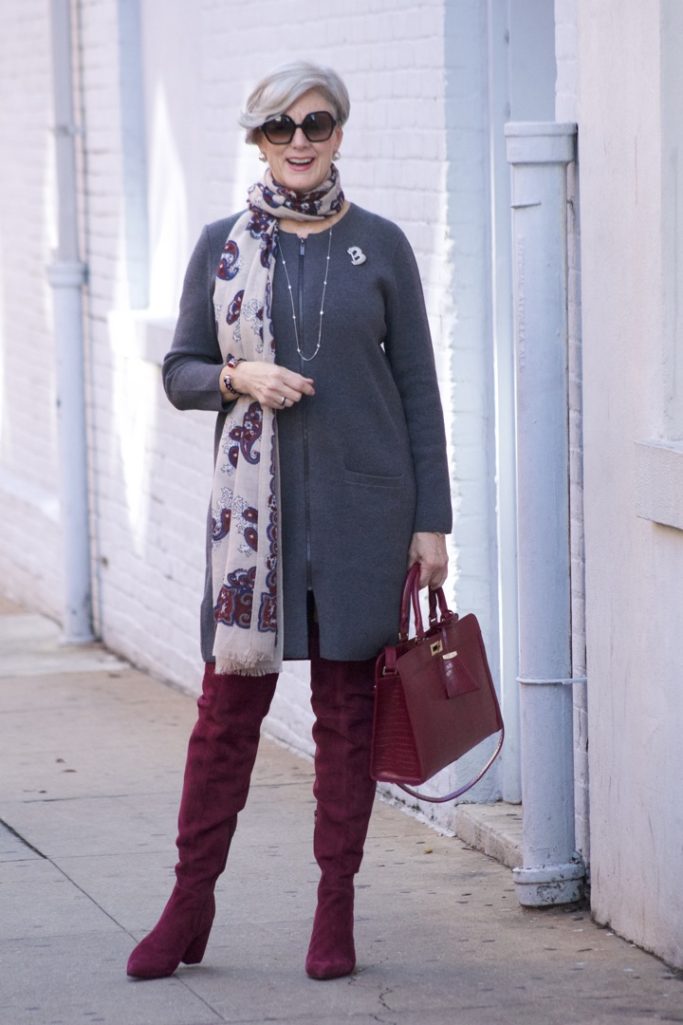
[408,532,448,589]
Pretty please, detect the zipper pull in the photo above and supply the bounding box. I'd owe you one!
[299,236,306,257]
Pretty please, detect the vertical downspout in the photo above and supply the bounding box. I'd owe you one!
[505,122,584,906]
[47,0,94,643]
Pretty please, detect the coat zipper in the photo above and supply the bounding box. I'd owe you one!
[298,236,313,590]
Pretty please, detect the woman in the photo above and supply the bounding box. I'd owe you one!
[127,60,451,982]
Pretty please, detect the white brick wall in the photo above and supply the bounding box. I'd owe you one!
[78,0,144,657]
[430,0,503,821]
[1,0,502,826]
[0,0,64,615]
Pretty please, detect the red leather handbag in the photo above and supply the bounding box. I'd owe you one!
[371,563,504,803]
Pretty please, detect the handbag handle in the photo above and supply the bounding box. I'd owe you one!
[398,562,424,640]
[396,723,505,803]
[428,586,451,625]
[399,563,454,640]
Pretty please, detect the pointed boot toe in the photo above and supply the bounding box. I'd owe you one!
[126,889,214,979]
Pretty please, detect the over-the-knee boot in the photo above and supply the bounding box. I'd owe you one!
[126,663,277,979]
[305,631,377,980]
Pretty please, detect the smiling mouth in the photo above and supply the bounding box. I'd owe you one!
[287,157,315,169]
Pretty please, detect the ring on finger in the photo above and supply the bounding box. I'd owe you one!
[279,395,287,407]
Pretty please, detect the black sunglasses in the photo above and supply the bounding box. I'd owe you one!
[260,110,337,145]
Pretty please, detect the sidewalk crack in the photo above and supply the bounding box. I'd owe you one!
[0,819,137,939]
[0,818,47,858]
[377,984,397,1021]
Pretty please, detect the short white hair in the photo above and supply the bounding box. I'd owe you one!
[239,60,350,145]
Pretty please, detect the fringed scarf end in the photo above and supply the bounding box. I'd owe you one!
[214,653,282,678]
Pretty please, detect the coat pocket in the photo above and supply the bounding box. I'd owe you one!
[343,468,404,489]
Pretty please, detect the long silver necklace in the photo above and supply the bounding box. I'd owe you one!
[279,228,333,362]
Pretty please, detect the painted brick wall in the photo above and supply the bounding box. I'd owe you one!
[135,0,499,829]
[77,0,157,661]
[435,0,501,815]
[0,1,63,614]
[1,0,501,827]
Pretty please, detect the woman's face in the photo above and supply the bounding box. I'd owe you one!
[257,88,343,195]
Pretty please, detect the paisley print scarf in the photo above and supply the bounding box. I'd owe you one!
[211,165,345,675]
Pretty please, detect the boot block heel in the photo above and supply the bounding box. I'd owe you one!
[305,884,356,980]
[181,922,212,965]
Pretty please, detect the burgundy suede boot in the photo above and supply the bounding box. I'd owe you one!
[126,664,277,979]
[305,629,377,980]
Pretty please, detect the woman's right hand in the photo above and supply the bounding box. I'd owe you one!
[221,362,315,409]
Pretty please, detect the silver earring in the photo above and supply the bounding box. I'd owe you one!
[333,150,341,160]
[258,152,267,162]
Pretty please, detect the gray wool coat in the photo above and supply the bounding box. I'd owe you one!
[163,203,452,663]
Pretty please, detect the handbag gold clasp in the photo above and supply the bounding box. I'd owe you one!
[430,640,443,656]
[443,650,458,661]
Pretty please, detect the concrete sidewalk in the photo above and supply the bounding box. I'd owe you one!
[1,598,681,1025]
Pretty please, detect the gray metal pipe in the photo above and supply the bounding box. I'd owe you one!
[48,0,93,643]
[505,122,584,905]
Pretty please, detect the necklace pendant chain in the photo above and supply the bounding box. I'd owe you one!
[280,229,333,362]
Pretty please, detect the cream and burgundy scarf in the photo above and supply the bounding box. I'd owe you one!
[211,165,344,675]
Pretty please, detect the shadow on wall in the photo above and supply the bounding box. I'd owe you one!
[95,74,203,674]
[96,52,263,679]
